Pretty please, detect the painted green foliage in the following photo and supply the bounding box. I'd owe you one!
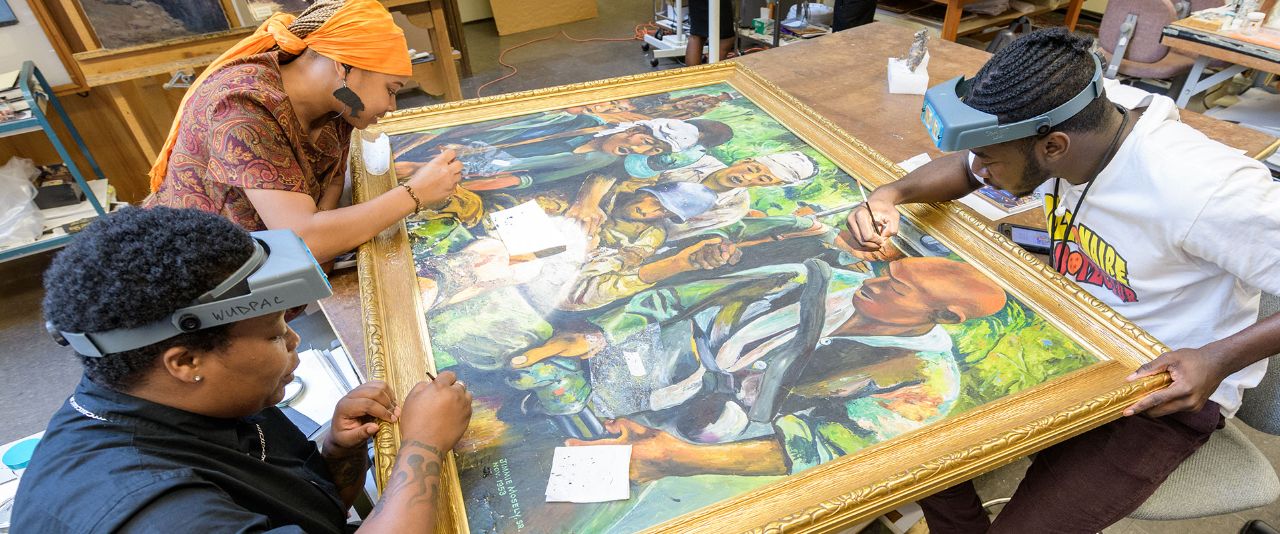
[945,299,1096,414]
[669,87,855,216]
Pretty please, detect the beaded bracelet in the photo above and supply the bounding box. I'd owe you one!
[401,183,422,213]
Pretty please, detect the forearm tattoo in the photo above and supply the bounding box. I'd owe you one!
[368,440,443,519]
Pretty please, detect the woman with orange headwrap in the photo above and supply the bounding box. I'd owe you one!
[144,0,461,263]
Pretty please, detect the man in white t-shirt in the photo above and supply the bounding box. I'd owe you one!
[843,28,1280,532]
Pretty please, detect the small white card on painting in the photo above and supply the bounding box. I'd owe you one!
[488,201,568,257]
[545,445,632,503]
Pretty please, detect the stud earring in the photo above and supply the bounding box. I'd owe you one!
[194,375,203,383]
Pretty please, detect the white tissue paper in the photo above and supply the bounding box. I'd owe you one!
[360,132,391,176]
[887,52,930,95]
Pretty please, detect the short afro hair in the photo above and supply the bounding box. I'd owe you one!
[43,207,256,391]
[688,119,733,149]
[966,28,1113,137]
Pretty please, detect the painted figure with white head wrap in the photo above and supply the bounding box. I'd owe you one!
[644,150,821,241]
[596,119,702,153]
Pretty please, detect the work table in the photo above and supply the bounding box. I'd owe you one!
[325,20,1278,372]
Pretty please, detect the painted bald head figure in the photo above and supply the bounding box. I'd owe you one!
[844,257,1007,336]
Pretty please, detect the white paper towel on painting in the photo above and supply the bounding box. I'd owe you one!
[545,445,632,503]
[488,201,568,257]
[360,132,391,176]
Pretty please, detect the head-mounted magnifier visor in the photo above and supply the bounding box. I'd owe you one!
[48,230,332,357]
[921,53,1104,152]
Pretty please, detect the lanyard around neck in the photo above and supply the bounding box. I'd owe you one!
[1048,105,1130,266]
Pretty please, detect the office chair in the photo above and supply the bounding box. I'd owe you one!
[1097,0,1196,83]
[1128,292,1280,520]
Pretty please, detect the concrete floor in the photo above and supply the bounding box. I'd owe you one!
[456,0,682,99]
[2,1,1279,531]
[0,252,81,445]
[399,0,683,107]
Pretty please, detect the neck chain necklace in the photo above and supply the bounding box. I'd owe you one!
[1048,105,1131,266]
[69,395,266,461]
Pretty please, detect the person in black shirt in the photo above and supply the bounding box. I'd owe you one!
[12,207,472,532]
[833,0,877,31]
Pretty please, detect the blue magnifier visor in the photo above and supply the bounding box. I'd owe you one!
[921,53,1104,152]
[49,229,332,358]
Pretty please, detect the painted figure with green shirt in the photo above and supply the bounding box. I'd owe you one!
[512,256,1007,481]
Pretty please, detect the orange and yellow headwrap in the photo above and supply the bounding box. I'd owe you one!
[148,0,411,192]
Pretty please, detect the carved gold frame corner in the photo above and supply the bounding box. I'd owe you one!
[351,61,1169,533]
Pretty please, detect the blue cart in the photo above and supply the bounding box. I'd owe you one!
[0,61,111,262]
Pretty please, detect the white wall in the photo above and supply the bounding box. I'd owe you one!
[0,0,73,87]
[459,0,494,22]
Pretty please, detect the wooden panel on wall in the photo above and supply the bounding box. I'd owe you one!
[489,0,597,35]
[1082,0,1107,15]
[131,75,182,143]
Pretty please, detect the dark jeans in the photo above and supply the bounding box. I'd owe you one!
[689,0,736,39]
[920,401,1225,534]
[833,0,877,31]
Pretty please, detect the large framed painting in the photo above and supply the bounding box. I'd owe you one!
[75,0,230,49]
[352,62,1169,533]
[231,0,311,25]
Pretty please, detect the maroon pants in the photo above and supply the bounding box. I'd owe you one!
[920,402,1225,534]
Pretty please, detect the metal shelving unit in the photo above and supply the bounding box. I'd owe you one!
[737,1,833,50]
[0,61,111,262]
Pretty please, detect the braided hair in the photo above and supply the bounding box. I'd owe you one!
[277,0,344,64]
[966,27,1110,136]
[287,0,344,39]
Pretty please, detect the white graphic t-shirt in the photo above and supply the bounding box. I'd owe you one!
[975,88,1280,417]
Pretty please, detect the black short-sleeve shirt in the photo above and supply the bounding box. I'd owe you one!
[11,376,350,533]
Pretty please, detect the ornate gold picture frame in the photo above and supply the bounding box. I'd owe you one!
[352,61,1168,533]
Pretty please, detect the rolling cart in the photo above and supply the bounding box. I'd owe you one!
[0,61,112,262]
[643,0,693,67]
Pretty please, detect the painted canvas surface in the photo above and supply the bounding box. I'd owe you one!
[389,83,1098,533]
[235,0,311,24]
[78,0,229,49]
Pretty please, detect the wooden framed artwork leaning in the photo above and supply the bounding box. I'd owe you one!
[351,62,1171,533]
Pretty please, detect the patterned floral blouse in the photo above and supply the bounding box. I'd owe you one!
[144,52,351,231]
